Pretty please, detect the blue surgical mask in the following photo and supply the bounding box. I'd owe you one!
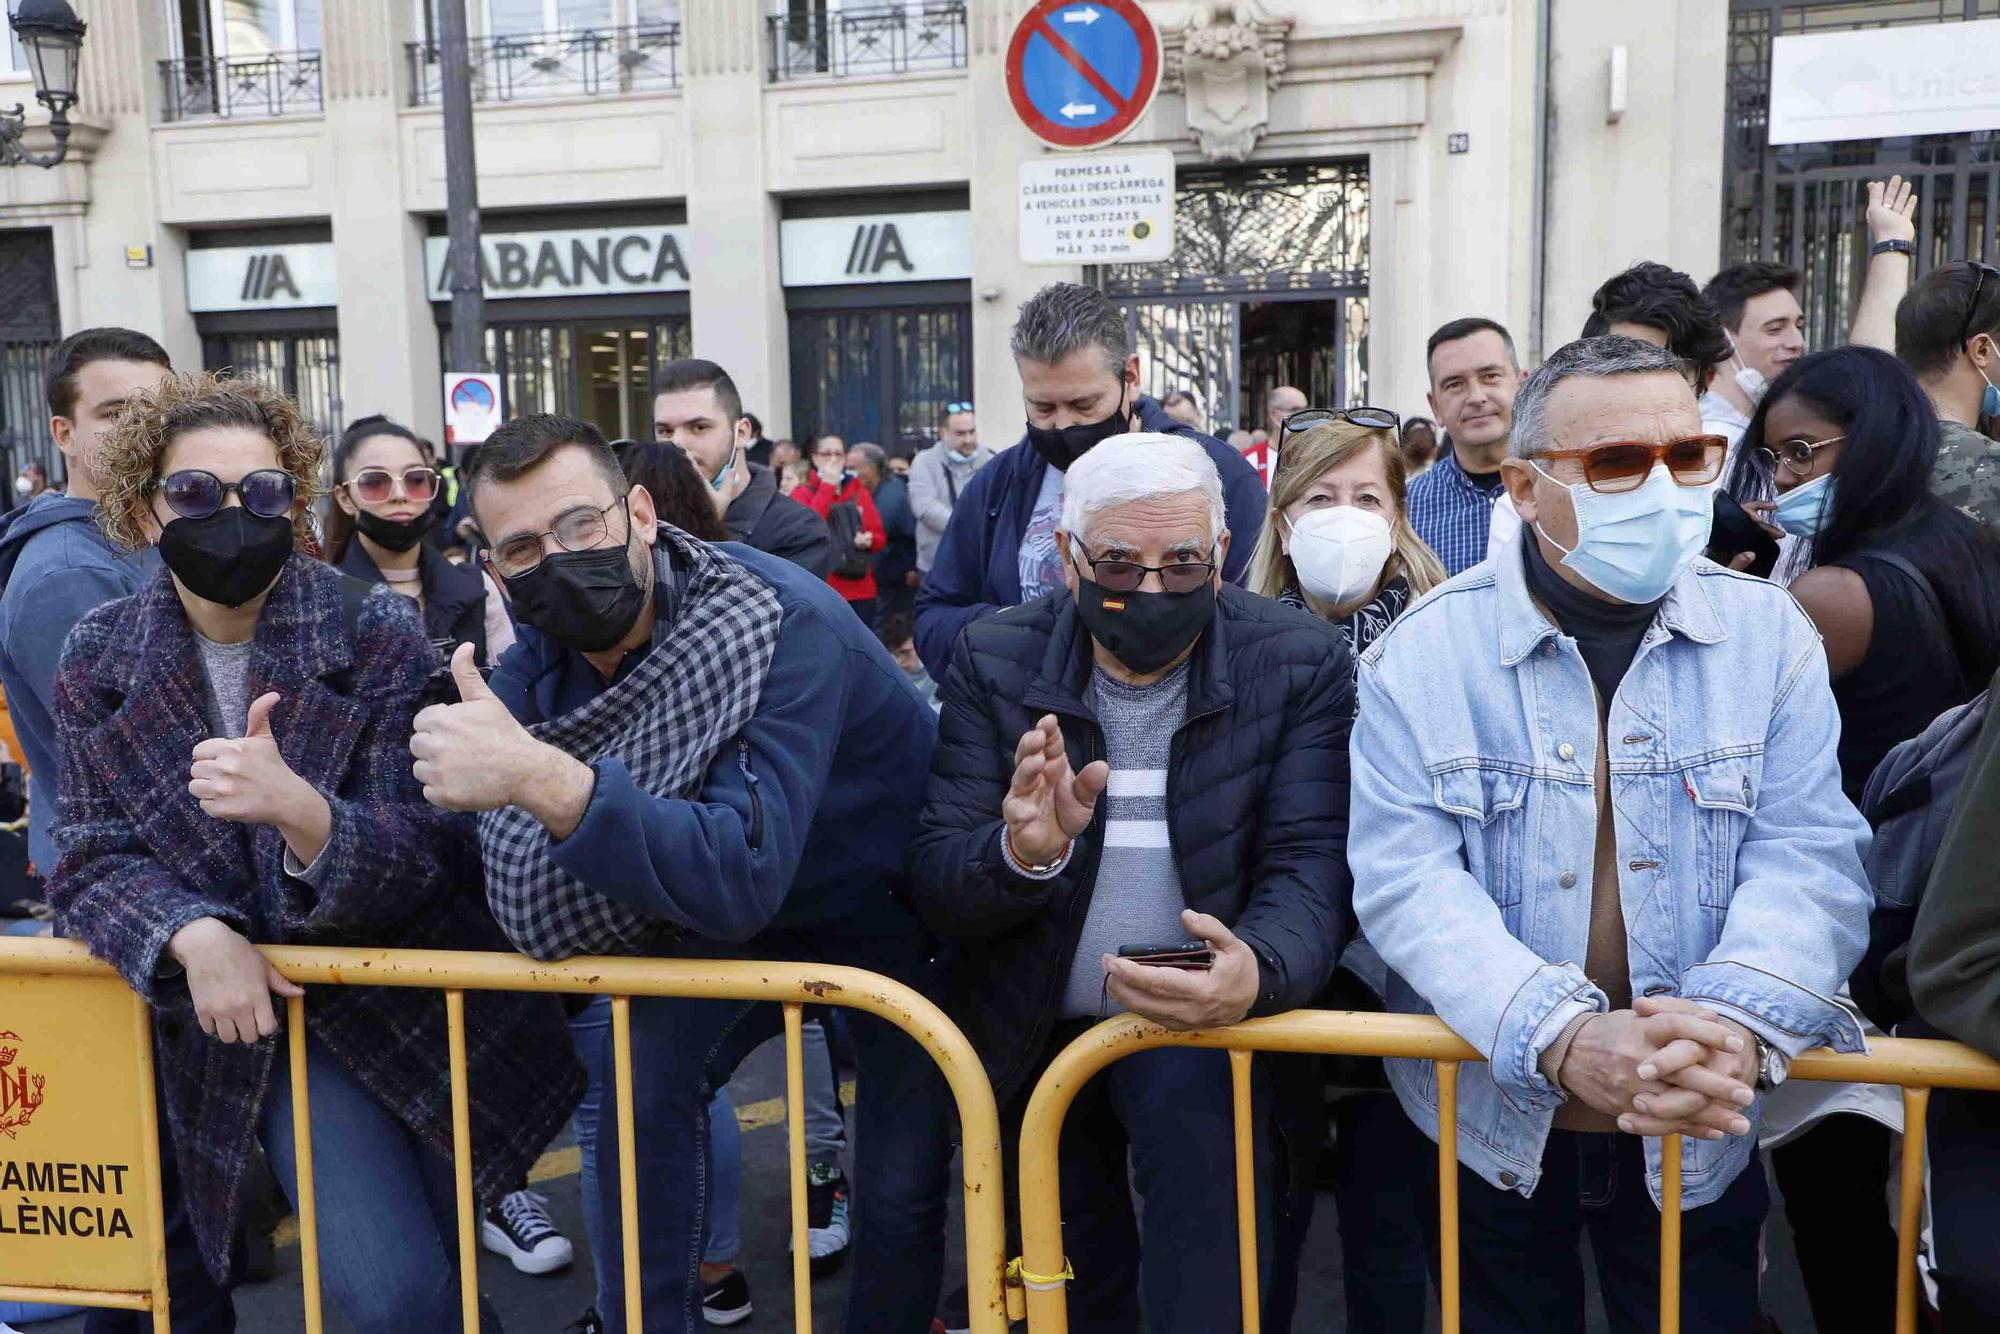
[1531,461,1715,604]
[1772,472,1836,539]
[1978,361,2000,419]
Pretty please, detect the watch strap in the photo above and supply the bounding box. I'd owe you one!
[1872,238,1916,258]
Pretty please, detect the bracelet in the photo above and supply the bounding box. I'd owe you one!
[1871,238,1915,258]
[1001,828,1073,880]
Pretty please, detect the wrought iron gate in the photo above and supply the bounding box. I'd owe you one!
[1099,161,1370,431]
[1724,0,2000,349]
[0,229,60,497]
[788,301,971,446]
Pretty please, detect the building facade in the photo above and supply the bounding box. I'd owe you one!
[0,0,1980,478]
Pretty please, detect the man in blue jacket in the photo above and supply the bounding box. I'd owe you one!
[913,281,1267,676]
[0,327,171,881]
[408,413,951,1334]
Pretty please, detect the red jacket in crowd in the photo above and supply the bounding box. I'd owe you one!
[791,472,886,604]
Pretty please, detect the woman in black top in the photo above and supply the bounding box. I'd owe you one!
[324,415,512,667]
[1733,345,2000,800]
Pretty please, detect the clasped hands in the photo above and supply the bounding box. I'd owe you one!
[1556,995,1762,1141]
[1005,715,1260,1032]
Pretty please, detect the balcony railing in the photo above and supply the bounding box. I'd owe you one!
[405,24,682,105]
[159,52,324,122]
[767,2,967,82]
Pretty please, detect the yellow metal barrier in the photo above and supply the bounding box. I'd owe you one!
[1013,1008,2000,1334]
[0,937,1012,1334]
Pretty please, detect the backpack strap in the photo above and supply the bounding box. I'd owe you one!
[1861,550,1972,697]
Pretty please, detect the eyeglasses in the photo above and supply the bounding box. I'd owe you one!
[1280,407,1401,441]
[154,468,297,521]
[1070,541,1218,595]
[1755,434,1844,478]
[945,401,975,415]
[1533,436,1728,494]
[1959,262,2000,350]
[488,497,628,580]
[344,466,439,505]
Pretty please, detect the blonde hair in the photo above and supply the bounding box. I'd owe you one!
[1247,421,1447,603]
[95,371,324,553]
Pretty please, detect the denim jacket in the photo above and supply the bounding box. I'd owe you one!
[1349,540,1872,1209]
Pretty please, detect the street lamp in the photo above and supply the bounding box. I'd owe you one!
[0,0,86,168]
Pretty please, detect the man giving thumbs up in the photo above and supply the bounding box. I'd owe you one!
[408,641,595,838]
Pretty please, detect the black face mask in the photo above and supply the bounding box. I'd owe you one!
[158,507,295,609]
[504,542,651,654]
[1026,387,1130,472]
[1070,564,1215,677]
[354,506,436,553]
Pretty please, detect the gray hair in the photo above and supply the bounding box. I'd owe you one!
[1510,335,1694,458]
[1059,433,1225,545]
[848,440,886,469]
[1011,282,1130,377]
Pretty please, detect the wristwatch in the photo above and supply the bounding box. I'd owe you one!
[1871,238,1916,259]
[1753,1036,1790,1091]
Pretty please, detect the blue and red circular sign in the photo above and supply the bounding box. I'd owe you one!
[1005,0,1162,150]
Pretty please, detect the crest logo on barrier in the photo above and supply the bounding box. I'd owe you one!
[0,1028,47,1137]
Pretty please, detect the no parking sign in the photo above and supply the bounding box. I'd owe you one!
[1005,0,1162,150]
[444,373,503,445]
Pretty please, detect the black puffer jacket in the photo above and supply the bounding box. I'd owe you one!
[908,582,1356,1103]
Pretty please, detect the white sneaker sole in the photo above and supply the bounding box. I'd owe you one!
[702,1297,754,1327]
[479,1218,575,1275]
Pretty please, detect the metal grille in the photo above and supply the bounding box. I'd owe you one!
[474,318,691,437]
[788,304,970,444]
[159,53,323,121]
[207,333,344,444]
[406,24,682,105]
[1723,0,2000,347]
[0,230,60,493]
[1100,162,1371,428]
[767,2,967,82]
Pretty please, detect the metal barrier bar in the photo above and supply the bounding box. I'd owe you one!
[1660,1134,1682,1334]
[286,993,324,1334]
[1014,1010,2000,1334]
[1896,1087,1930,1334]
[1436,1059,1460,1334]
[1228,1049,1260,1334]
[446,989,480,1333]
[785,1003,812,1333]
[0,938,1013,1334]
[611,995,643,1331]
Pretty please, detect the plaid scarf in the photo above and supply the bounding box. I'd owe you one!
[482,528,783,960]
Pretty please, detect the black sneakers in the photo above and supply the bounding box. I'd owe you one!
[702,1267,754,1327]
[479,1188,574,1275]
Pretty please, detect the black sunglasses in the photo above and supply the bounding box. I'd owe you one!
[1070,541,1218,595]
[1280,406,1401,441]
[1959,262,2000,350]
[154,468,297,522]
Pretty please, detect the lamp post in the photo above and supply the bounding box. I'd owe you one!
[0,0,86,169]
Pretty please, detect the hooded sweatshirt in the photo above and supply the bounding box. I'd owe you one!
[0,493,149,872]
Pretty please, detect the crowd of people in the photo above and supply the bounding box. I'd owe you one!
[1,168,1998,1334]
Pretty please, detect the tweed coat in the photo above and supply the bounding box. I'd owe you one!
[47,555,583,1281]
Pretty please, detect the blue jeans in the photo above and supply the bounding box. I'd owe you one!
[1032,1041,1275,1334]
[259,1039,498,1334]
[570,998,742,1271]
[1419,1120,1767,1333]
[579,931,953,1334]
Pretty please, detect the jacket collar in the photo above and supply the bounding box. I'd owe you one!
[1495,529,1730,667]
[723,464,777,543]
[1024,585,1237,721]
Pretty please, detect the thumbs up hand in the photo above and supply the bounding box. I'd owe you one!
[411,644,592,830]
[190,691,334,865]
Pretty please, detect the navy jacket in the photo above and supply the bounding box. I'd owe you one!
[908,583,1355,1103]
[488,540,936,944]
[912,395,1268,677]
[0,493,149,871]
[337,537,496,666]
[871,473,918,592]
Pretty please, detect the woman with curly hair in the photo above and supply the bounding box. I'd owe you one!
[47,372,581,1332]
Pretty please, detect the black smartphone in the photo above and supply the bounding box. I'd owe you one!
[1117,940,1216,970]
[1707,490,1780,579]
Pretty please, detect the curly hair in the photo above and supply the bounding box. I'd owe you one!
[95,371,324,553]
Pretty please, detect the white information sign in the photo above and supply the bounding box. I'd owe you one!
[444,373,503,445]
[1019,149,1175,265]
[1769,20,2000,146]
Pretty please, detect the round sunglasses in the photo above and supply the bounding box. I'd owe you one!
[343,466,440,505]
[154,468,297,522]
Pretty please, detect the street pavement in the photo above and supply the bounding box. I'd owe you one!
[31,1037,1817,1333]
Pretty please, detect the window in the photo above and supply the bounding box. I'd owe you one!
[169,0,322,61]
[417,0,678,40]
[407,0,681,103]
[162,0,324,119]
